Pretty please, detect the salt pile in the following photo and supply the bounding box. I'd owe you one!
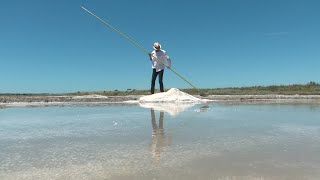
[139,88,202,103]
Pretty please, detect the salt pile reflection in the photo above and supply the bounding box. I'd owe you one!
[139,102,196,116]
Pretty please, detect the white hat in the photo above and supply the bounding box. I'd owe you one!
[153,42,161,50]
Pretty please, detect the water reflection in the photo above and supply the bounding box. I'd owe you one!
[140,103,195,116]
[150,108,171,164]
[194,104,211,112]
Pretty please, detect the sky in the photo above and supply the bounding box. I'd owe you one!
[1,0,319,93]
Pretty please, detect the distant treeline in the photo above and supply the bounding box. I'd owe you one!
[52,81,320,96]
[1,82,320,96]
[184,81,320,95]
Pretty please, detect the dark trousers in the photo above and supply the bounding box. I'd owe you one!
[151,69,164,94]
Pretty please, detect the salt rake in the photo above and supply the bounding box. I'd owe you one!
[81,6,207,97]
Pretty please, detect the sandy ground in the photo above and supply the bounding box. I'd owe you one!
[1,87,320,108]
[1,93,320,108]
[1,94,320,103]
[0,94,142,103]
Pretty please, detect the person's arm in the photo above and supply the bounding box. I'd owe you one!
[167,58,171,69]
[165,52,171,68]
[148,53,153,61]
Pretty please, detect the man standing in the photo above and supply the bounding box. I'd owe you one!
[148,42,171,94]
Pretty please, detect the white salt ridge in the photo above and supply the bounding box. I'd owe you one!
[72,94,108,99]
[139,88,203,103]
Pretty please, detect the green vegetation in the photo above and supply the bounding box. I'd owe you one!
[65,89,151,96]
[1,82,320,96]
[183,81,320,95]
[55,81,320,96]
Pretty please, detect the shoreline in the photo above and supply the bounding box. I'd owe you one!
[1,94,320,108]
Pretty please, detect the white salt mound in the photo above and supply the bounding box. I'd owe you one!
[139,88,202,103]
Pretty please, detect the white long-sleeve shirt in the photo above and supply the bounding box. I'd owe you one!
[150,49,170,72]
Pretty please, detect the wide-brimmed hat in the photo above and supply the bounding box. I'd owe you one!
[153,42,161,50]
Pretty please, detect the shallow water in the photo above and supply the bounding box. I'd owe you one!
[1,103,320,180]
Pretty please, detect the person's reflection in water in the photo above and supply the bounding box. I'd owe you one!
[150,108,171,164]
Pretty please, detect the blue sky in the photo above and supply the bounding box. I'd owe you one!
[1,0,319,93]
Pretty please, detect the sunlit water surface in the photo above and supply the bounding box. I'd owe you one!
[1,103,320,180]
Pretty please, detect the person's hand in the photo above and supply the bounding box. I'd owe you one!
[167,65,171,69]
[148,53,153,61]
